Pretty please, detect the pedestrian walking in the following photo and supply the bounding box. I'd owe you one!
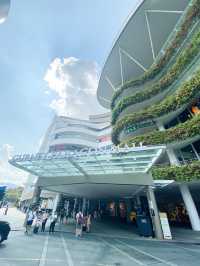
[75,211,84,237]
[4,204,8,215]
[41,211,49,232]
[86,214,92,232]
[33,212,42,234]
[25,210,35,235]
[49,213,57,234]
[60,209,65,224]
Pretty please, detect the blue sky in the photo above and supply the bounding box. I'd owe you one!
[0,0,137,184]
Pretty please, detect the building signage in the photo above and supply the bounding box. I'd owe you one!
[10,143,163,163]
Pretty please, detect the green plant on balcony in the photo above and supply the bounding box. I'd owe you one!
[111,0,200,109]
[116,114,200,146]
[112,29,200,124]
[112,68,200,140]
[152,162,200,182]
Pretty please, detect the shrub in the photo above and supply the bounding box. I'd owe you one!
[112,29,200,124]
[112,68,200,141]
[152,162,200,182]
[116,114,200,146]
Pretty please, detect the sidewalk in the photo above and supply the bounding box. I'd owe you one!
[0,207,25,230]
[2,208,200,244]
[55,218,200,244]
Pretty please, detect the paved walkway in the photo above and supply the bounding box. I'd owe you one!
[1,208,200,244]
[1,227,200,265]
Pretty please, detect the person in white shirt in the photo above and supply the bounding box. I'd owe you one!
[41,212,49,232]
[25,210,35,235]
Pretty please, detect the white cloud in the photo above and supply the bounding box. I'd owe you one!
[44,57,106,118]
[0,144,28,186]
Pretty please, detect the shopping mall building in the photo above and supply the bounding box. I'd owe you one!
[11,0,200,239]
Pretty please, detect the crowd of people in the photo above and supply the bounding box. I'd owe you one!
[24,208,96,238]
[24,209,58,235]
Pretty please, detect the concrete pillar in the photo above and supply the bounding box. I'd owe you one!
[157,121,180,165]
[147,186,163,240]
[32,186,41,206]
[66,200,70,216]
[78,199,82,212]
[52,193,60,215]
[72,198,77,218]
[82,198,86,214]
[179,183,200,231]
[87,199,90,215]
[166,148,180,165]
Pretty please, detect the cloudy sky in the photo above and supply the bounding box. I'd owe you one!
[0,0,137,185]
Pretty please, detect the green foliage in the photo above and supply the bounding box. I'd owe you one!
[112,29,200,124]
[112,68,200,143]
[111,0,200,109]
[152,162,200,182]
[5,187,23,203]
[118,114,200,146]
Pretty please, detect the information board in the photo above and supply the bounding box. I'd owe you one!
[159,212,172,240]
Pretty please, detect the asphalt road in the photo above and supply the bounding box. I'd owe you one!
[1,208,200,266]
[0,229,200,265]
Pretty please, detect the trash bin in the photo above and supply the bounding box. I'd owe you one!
[136,215,153,237]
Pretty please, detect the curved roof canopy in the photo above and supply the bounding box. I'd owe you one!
[97,0,190,108]
[0,0,10,24]
[9,145,165,198]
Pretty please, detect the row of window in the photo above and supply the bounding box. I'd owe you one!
[54,131,97,142]
[55,122,110,132]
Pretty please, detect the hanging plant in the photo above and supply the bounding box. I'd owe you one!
[152,162,200,182]
[116,114,200,146]
[112,29,200,124]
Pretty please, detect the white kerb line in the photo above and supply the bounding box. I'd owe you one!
[99,238,146,266]
[116,239,178,266]
[39,234,49,266]
[61,234,74,266]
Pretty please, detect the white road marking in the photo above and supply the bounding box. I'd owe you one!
[166,242,200,254]
[61,234,74,266]
[39,234,49,266]
[0,258,64,262]
[80,262,113,266]
[116,239,178,266]
[99,238,146,266]
[179,246,200,254]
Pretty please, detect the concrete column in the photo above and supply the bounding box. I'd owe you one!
[78,199,82,212]
[72,198,77,218]
[66,200,70,216]
[166,148,180,165]
[87,199,90,215]
[82,198,86,214]
[179,183,200,231]
[147,186,163,240]
[32,186,41,205]
[52,193,60,215]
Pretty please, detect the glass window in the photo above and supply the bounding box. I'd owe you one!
[178,109,192,123]
[192,140,200,157]
[180,145,198,162]
[165,117,179,129]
